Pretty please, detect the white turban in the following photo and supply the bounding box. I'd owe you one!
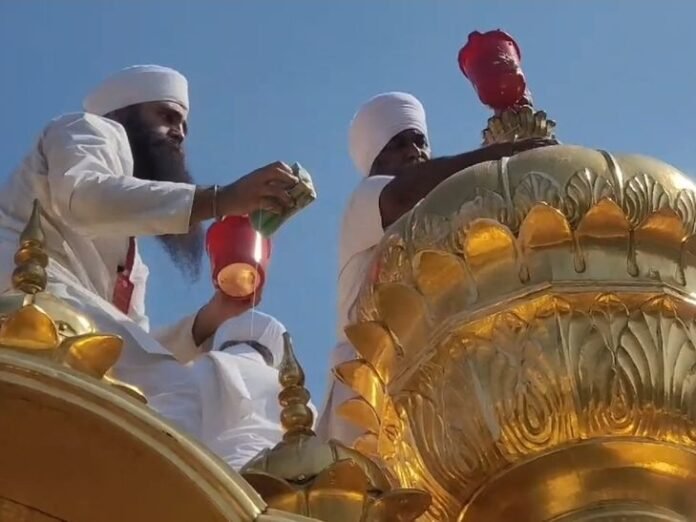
[212,310,286,369]
[348,92,428,177]
[83,64,189,116]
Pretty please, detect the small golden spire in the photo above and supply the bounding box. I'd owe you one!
[0,200,145,402]
[241,331,431,522]
[11,200,48,295]
[278,332,315,440]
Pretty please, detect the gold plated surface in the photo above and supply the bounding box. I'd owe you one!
[0,350,271,522]
[242,333,430,521]
[0,201,143,400]
[0,201,318,522]
[339,145,696,521]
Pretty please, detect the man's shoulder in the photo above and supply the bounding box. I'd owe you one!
[351,175,394,194]
[42,112,128,141]
[343,175,393,220]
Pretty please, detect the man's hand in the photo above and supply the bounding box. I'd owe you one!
[219,161,297,216]
[192,290,262,347]
[484,137,559,161]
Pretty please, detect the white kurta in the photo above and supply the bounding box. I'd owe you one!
[316,175,392,444]
[0,112,204,421]
[0,112,311,469]
[201,310,302,469]
[140,310,316,470]
[0,113,199,358]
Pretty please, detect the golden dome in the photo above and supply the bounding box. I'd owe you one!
[0,201,143,400]
[338,144,696,521]
[242,333,430,521]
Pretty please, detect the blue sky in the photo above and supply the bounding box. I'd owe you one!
[2,2,696,399]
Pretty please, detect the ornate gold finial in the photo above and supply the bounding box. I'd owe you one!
[0,201,145,402]
[458,29,556,145]
[11,200,48,295]
[278,332,314,440]
[241,331,430,522]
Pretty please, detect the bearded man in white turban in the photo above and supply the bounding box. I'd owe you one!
[0,65,298,424]
[317,91,556,442]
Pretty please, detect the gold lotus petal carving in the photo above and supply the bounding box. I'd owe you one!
[344,322,398,383]
[676,189,696,235]
[563,167,617,226]
[60,333,123,378]
[518,204,573,284]
[624,173,671,228]
[312,459,370,496]
[365,489,431,522]
[681,236,696,284]
[576,198,630,240]
[337,398,380,434]
[334,360,384,415]
[511,171,562,229]
[574,199,631,276]
[413,250,475,315]
[373,283,428,358]
[353,433,379,460]
[342,148,696,520]
[243,471,304,513]
[461,219,524,300]
[307,460,372,521]
[372,233,409,286]
[518,203,573,250]
[633,210,688,285]
[413,250,468,298]
[0,304,59,351]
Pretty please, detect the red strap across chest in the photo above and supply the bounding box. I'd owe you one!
[112,237,136,314]
[122,237,136,275]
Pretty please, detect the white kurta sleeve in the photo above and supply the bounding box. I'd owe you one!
[41,114,196,238]
[339,175,393,267]
[153,313,213,363]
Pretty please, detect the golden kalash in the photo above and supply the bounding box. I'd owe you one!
[334,30,696,521]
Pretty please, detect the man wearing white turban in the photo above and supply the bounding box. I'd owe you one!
[174,309,317,470]
[131,308,317,470]
[0,65,298,425]
[317,91,555,442]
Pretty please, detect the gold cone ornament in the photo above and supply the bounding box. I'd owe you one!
[242,333,431,521]
[0,200,144,401]
[336,30,696,522]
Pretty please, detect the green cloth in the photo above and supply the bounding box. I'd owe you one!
[249,162,317,237]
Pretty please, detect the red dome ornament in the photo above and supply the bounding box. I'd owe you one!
[205,215,272,299]
[458,30,529,112]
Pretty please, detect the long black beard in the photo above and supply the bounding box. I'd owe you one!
[121,115,203,282]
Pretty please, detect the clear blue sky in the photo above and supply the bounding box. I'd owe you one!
[2,2,696,399]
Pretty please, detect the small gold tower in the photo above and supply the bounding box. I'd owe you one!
[0,200,144,401]
[242,333,430,521]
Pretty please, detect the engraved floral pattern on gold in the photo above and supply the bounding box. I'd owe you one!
[337,147,696,521]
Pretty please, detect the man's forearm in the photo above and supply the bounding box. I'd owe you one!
[378,138,557,227]
[379,148,497,227]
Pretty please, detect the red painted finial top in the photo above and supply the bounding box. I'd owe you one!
[458,30,532,111]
